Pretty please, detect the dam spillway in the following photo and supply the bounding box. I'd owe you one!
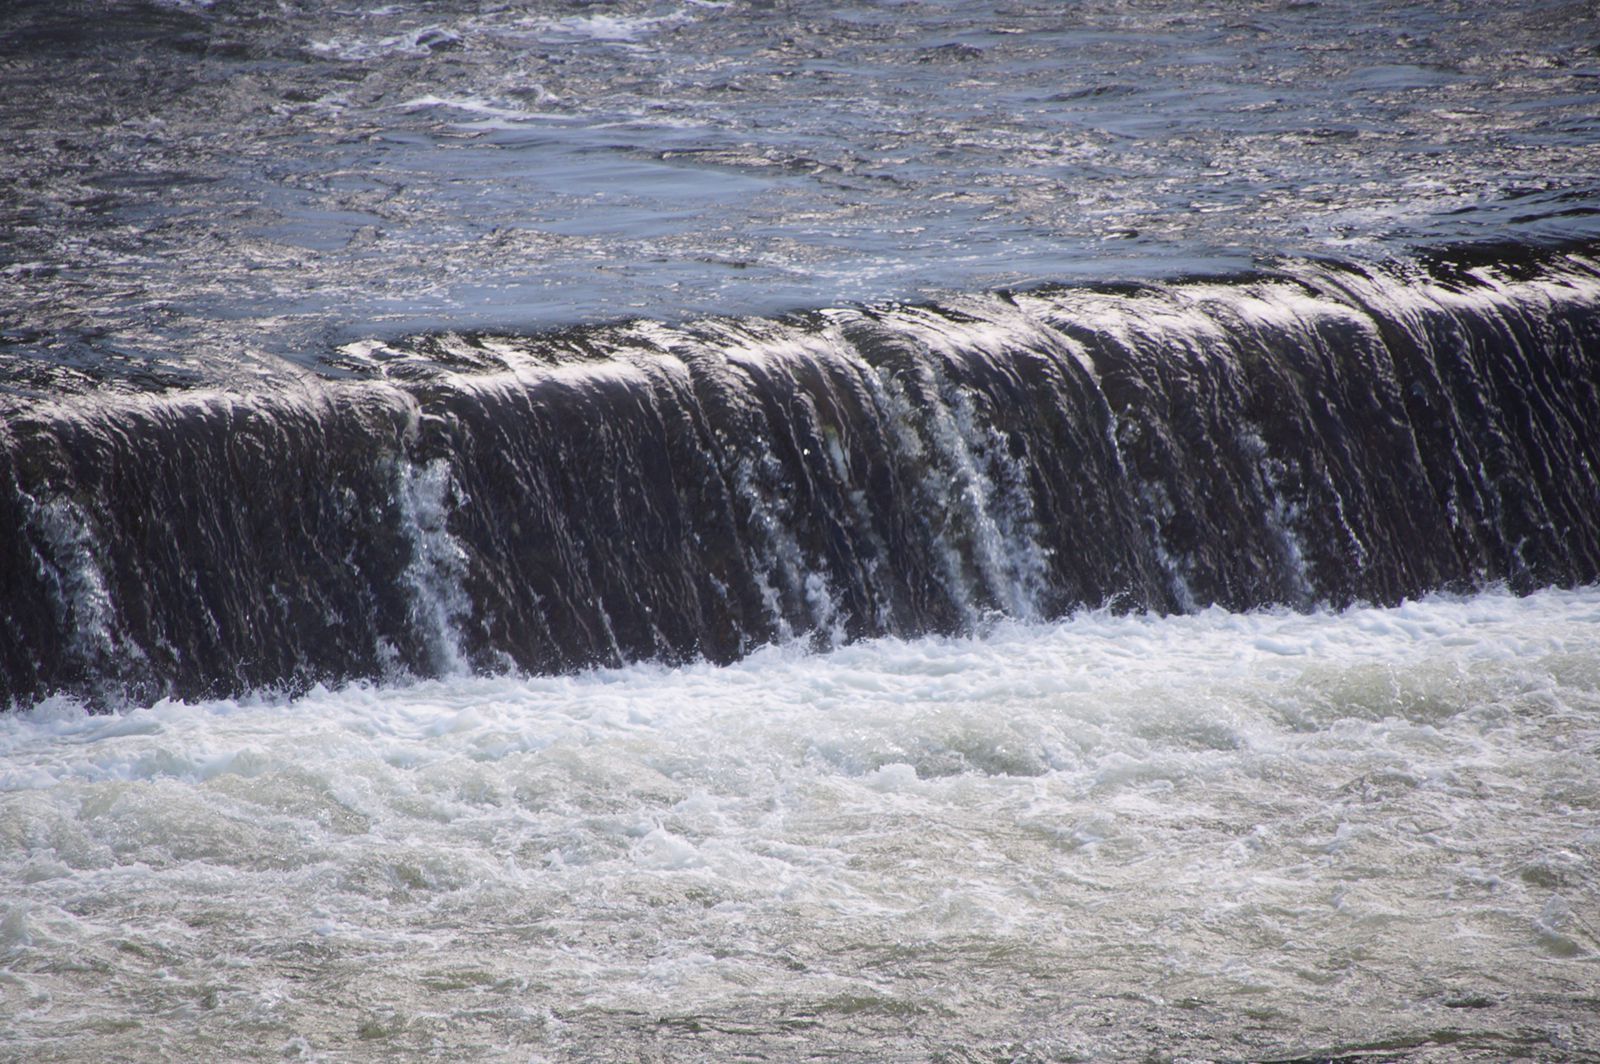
[6,245,1598,708]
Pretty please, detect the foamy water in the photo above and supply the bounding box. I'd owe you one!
[3,588,1597,1060]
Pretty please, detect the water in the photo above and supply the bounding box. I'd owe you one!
[3,0,1599,389]
[9,252,1600,707]
[5,2,1600,1059]
[2,589,1597,1061]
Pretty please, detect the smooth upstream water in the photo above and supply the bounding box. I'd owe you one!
[3,589,1599,1061]
[3,0,1599,387]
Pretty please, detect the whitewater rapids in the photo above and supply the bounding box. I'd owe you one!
[2,587,1596,1061]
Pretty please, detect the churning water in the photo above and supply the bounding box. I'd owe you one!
[3,589,1598,1061]
[4,1,1600,1060]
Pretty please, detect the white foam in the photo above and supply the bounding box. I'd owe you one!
[2,587,1596,1056]
[394,94,562,126]
[529,12,693,45]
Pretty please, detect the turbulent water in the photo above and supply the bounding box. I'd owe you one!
[3,590,1599,1062]
[4,0,1600,1060]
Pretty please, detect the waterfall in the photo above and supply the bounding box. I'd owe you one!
[5,245,1598,708]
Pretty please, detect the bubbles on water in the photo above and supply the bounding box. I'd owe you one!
[0,588,1597,1058]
